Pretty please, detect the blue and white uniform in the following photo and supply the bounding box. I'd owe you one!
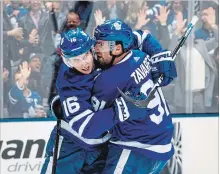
[42,29,152,174]
[93,50,174,174]
[93,19,176,174]
[8,82,42,118]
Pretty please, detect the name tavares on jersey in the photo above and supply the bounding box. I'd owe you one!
[131,57,151,84]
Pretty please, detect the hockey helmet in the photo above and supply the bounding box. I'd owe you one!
[94,19,133,51]
[60,28,93,59]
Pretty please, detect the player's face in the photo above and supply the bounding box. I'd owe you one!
[94,40,114,66]
[70,51,94,74]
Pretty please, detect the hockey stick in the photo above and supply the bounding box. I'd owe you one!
[52,118,61,174]
[118,16,199,108]
[49,6,60,174]
[50,95,63,174]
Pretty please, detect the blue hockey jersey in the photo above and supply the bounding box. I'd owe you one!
[56,63,121,150]
[8,82,42,118]
[92,50,174,160]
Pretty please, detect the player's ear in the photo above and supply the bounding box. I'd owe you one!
[113,44,123,55]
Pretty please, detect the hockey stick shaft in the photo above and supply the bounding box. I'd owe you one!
[144,16,199,105]
[52,119,61,174]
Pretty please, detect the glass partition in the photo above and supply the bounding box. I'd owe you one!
[1,0,219,119]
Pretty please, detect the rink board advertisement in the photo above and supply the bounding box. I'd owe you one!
[0,117,218,174]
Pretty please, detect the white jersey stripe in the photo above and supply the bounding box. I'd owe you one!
[78,113,94,136]
[8,91,17,104]
[61,120,111,145]
[110,140,172,154]
[133,31,142,47]
[114,149,131,174]
[45,136,64,174]
[45,156,53,174]
[69,109,93,127]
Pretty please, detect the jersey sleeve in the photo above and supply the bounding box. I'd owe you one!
[92,72,128,109]
[133,30,164,56]
[8,81,25,105]
[56,66,120,138]
[54,89,118,138]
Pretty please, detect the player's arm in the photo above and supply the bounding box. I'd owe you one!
[52,93,148,138]
[133,30,177,86]
[133,30,163,55]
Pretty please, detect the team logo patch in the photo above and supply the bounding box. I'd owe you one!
[113,22,122,30]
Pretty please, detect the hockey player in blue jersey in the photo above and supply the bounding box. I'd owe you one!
[92,19,177,173]
[41,29,152,174]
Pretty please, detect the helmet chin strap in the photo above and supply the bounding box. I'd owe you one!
[107,41,125,68]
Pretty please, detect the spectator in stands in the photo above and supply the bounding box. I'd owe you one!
[3,2,24,113]
[73,1,94,31]
[169,9,218,113]
[61,9,81,33]
[8,61,46,118]
[156,6,171,49]
[18,0,56,57]
[51,1,66,48]
[44,1,53,12]
[5,0,28,28]
[134,0,165,37]
[27,53,44,98]
[91,0,128,35]
[18,0,30,18]
[20,0,31,10]
[167,0,188,39]
[195,2,219,41]
[52,1,66,31]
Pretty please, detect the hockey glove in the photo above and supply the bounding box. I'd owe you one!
[51,95,64,120]
[114,96,148,122]
[150,51,177,86]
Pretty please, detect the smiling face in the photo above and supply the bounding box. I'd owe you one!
[66,12,81,29]
[94,40,113,66]
[29,57,41,72]
[65,51,94,74]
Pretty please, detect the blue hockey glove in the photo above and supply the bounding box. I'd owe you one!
[150,51,177,86]
[113,96,148,122]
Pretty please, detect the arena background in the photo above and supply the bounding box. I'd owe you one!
[0,0,219,174]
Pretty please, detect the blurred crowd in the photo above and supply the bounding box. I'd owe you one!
[2,0,219,118]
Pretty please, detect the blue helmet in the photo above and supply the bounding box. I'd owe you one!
[60,28,93,59]
[94,19,133,51]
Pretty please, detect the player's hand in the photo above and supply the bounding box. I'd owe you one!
[19,61,31,80]
[114,96,149,122]
[150,51,177,87]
